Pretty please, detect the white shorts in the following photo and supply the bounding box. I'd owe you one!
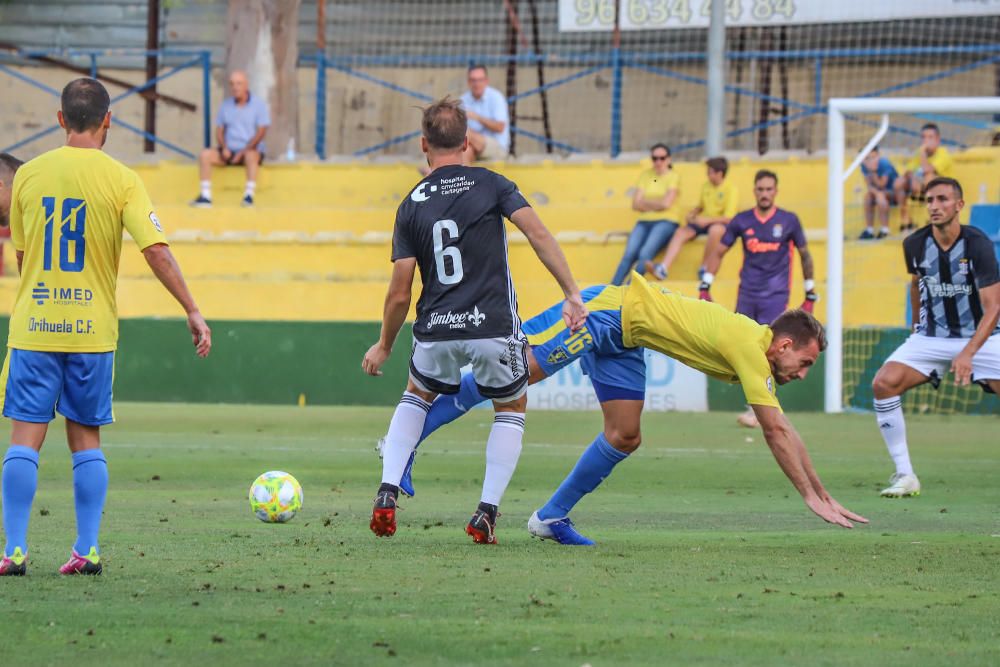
[409,335,529,401]
[886,333,1000,391]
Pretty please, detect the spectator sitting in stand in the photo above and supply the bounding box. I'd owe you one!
[460,65,509,163]
[191,70,270,208]
[647,155,737,281]
[892,123,953,233]
[610,143,681,286]
[858,146,899,240]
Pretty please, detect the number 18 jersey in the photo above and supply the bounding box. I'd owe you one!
[8,146,169,352]
[392,164,530,342]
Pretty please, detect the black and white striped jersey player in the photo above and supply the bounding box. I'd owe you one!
[871,177,1000,498]
[361,98,586,543]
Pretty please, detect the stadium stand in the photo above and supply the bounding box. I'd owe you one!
[3,149,993,329]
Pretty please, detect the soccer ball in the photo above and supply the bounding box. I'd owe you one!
[249,471,303,523]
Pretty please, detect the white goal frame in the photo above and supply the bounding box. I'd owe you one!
[825,96,1000,413]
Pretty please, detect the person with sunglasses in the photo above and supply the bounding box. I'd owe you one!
[610,144,681,285]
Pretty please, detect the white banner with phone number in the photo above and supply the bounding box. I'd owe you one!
[526,349,708,412]
[559,0,1000,32]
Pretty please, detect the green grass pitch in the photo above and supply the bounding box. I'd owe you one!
[1,403,997,666]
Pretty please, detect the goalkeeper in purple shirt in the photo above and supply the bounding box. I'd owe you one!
[700,169,818,427]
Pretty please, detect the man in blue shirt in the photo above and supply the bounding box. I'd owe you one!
[192,70,270,208]
[859,147,899,240]
[460,65,509,163]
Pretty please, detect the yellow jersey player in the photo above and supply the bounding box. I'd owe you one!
[0,79,211,577]
[388,273,867,544]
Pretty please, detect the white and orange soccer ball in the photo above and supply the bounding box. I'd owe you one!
[249,471,303,523]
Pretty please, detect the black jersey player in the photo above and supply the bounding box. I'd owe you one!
[361,98,587,543]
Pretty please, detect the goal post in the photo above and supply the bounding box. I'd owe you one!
[825,96,1000,413]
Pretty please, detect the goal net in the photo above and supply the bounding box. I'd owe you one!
[827,97,1000,414]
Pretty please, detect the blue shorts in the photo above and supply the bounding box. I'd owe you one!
[524,285,646,401]
[0,349,115,426]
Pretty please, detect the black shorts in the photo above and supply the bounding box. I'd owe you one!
[218,147,265,165]
[687,220,726,237]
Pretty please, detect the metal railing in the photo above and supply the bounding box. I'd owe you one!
[0,48,212,159]
[306,44,1000,159]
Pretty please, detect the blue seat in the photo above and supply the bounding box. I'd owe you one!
[969,204,1000,261]
[970,204,1000,240]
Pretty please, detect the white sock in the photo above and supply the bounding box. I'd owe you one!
[244,180,256,197]
[381,392,431,486]
[480,413,525,506]
[874,397,913,475]
[200,180,212,199]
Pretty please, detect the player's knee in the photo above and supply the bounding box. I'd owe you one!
[199,147,215,164]
[244,149,260,164]
[871,370,901,399]
[606,428,641,453]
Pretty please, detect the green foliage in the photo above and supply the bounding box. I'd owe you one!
[2,404,996,665]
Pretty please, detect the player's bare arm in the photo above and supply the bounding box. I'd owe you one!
[753,405,858,528]
[952,282,1000,385]
[795,432,869,524]
[363,257,416,376]
[799,246,815,282]
[799,246,819,312]
[909,275,921,330]
[143,243,211,358]
[508,206,587,331]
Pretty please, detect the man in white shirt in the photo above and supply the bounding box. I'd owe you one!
[460,65,510,163]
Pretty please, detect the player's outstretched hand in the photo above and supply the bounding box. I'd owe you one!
[362,343,391,376]
[804,495,854,528]
[827,496,868,525]
[562,295,589,333]
[801,290,819,314]
[950,350,974,386]
[187,311,211,358]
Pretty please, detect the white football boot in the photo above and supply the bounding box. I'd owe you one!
[880,472,921,498]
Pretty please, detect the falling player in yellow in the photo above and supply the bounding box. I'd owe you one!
[0,79,211,577]
[531,273,866,543]
[399,272,868,544]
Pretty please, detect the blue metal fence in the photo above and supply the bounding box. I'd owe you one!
[3,44,994,161]
[0,48,212,159]
[307,43,1000,159]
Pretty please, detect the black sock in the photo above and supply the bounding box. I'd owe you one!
[378,482,398,497]
[477,502,498,523]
